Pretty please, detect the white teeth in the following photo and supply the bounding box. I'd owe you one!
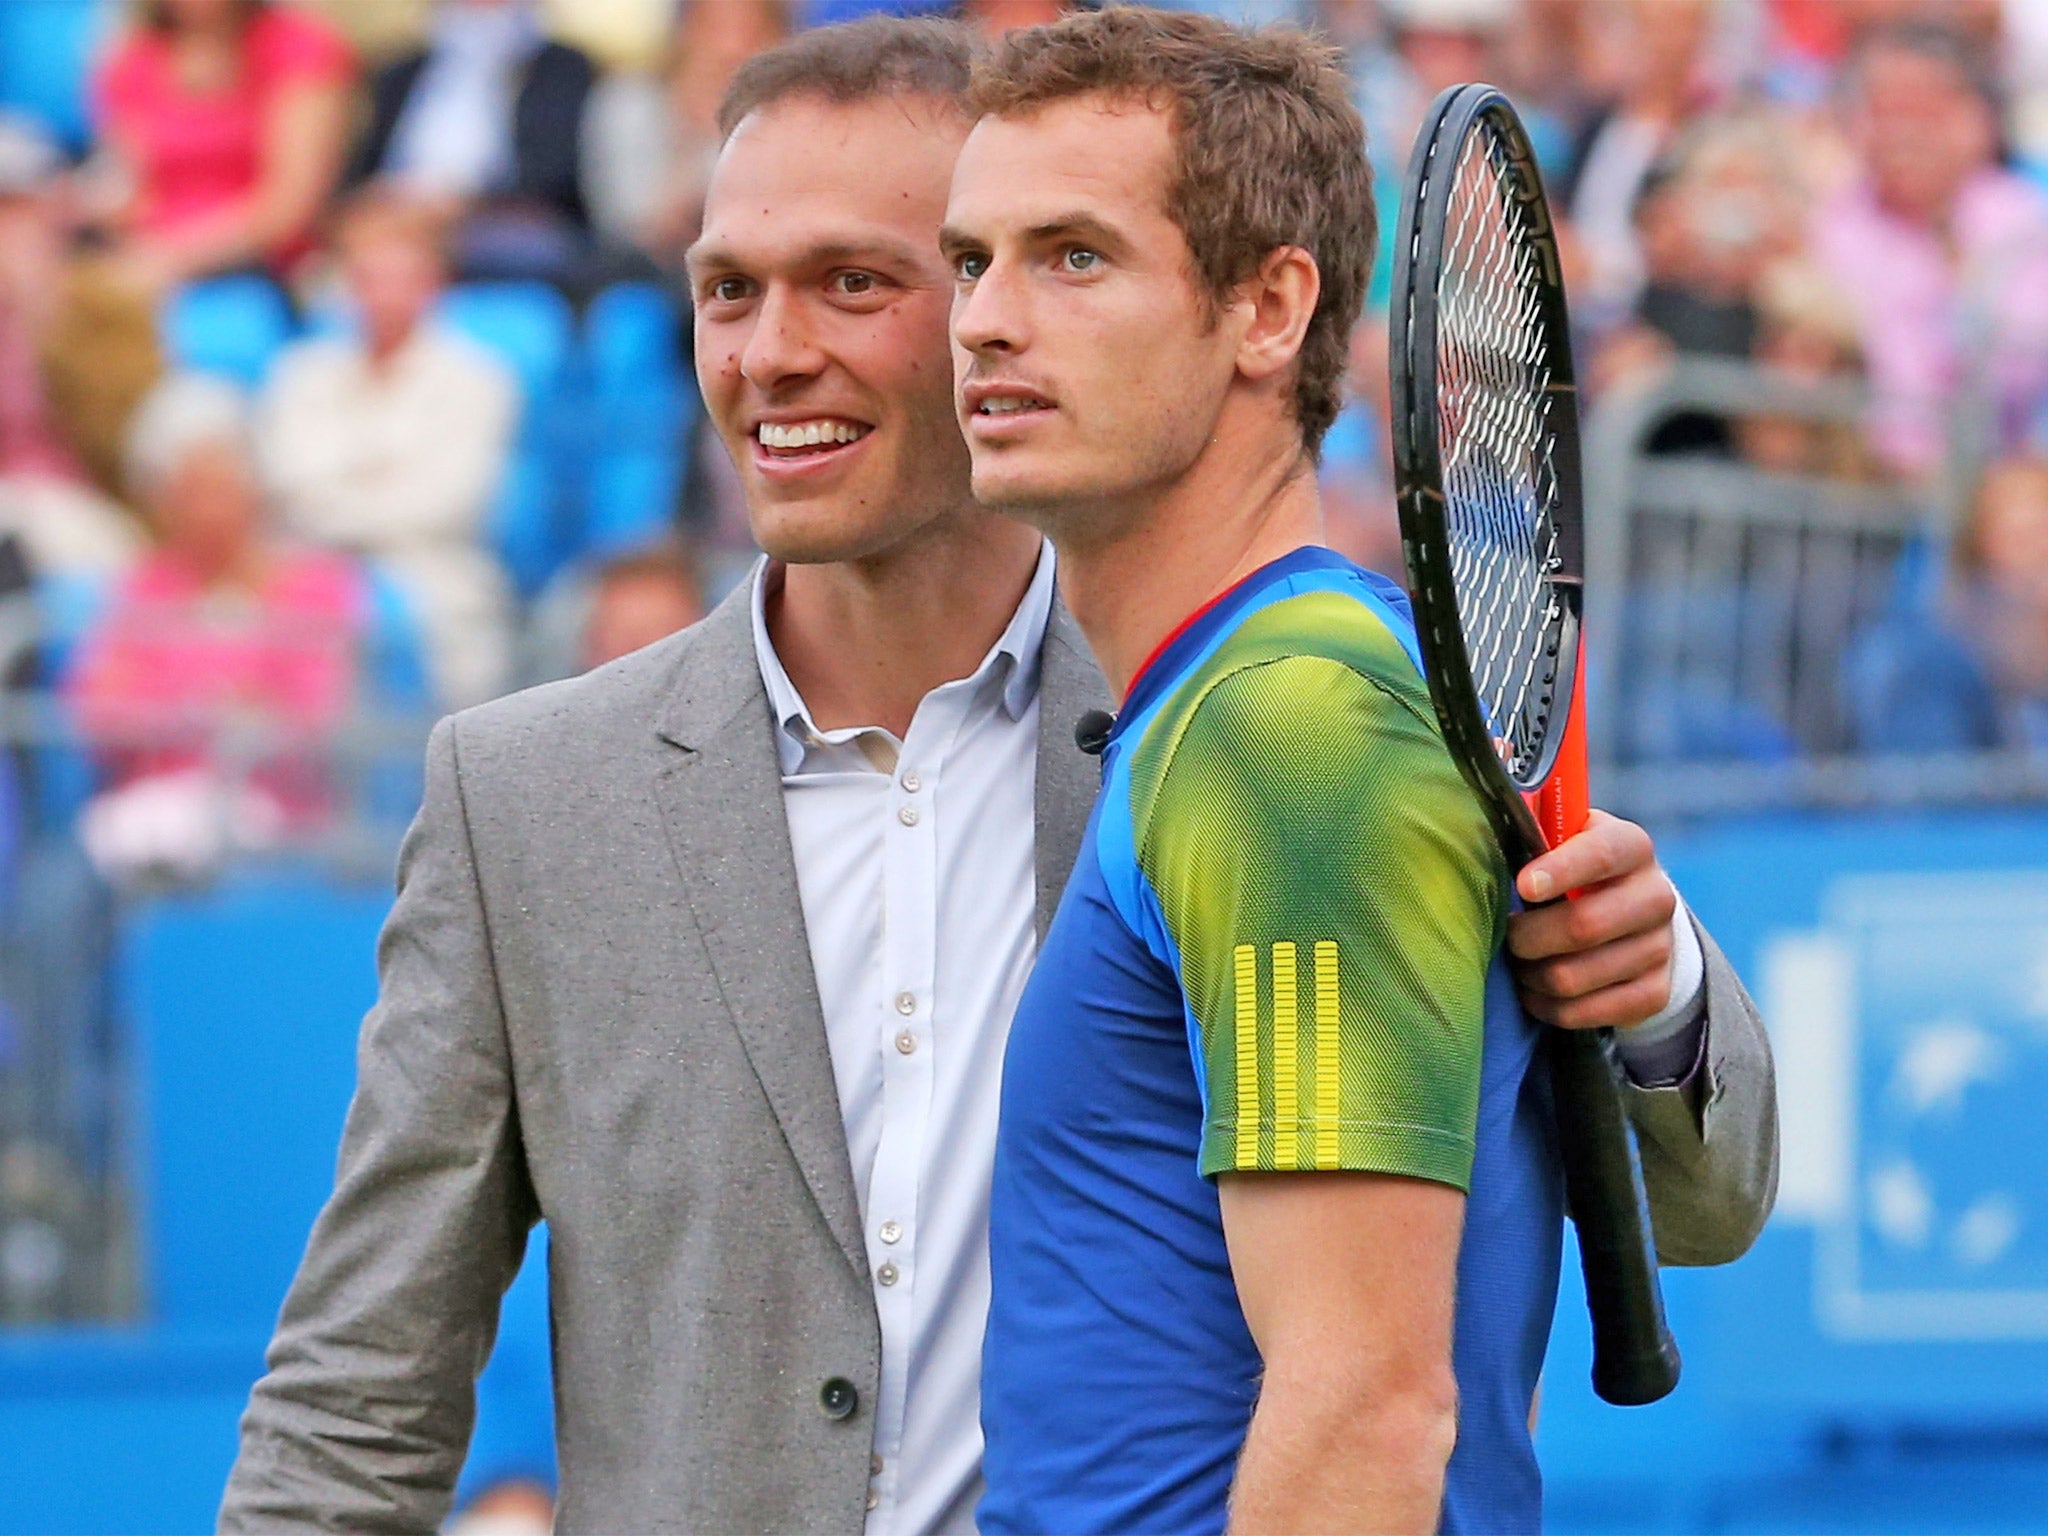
[979,396,1044,416]
[758,419,867,449]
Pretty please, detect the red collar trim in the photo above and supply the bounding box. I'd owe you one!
[1122,580,1242,705]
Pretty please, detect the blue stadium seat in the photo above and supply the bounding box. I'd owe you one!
[582,283,690,559]
[32,570,108,690]
[0,0,112,154]
[359,563,433,712]
[162,276,296,389]
[438,282,578,594]
[437,281,574,411]
[585,282,679,389]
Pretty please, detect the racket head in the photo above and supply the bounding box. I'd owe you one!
[1391,84,1587,867]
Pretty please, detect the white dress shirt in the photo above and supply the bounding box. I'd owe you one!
[750,547,1055,1536]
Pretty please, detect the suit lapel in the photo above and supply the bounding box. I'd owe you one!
[1034,596,1113,936]
[651,579,867,1278]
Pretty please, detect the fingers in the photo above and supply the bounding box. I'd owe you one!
[1513,921,1672,1005]
[1515,810,1655,905]
[1507,858,1677,962]
[1519,966,1675,1031]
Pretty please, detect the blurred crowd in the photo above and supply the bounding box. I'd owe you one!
[0,0,2045,887]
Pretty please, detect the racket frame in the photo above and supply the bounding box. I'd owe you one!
[1391,82,1585,873]
[1388,82,1681,1409]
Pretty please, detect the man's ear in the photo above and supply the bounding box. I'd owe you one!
[1233,246,1320,384]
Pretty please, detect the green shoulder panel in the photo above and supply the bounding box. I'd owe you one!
[1126,590,1507,1187]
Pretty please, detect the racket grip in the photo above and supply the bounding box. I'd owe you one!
[1549,1026,1682,1405]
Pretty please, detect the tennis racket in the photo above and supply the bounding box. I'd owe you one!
[1388,83,1680,1407]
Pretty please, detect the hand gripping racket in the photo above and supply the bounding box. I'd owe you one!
[1388,84,1680,1406]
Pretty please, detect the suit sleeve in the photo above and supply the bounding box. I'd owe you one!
[1622,912,1781,1267]
[220,716,537,1534]
[1132,655,1507,1188]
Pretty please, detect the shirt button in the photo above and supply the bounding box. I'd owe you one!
[819,1377,859,1420]
[901,771,922,793]
[894,1029,918,1055]
[867,1489,880,1511]
[879,1220,902,1244]
[897,805,919,827]
[877,1262,900,1286]
[895,991,917,1015]
[872,1453,885,1474]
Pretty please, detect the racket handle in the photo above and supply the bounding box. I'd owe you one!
[1549,1027,1682,1405]
[1537,650,1679,1404]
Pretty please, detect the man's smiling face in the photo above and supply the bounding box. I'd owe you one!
[689,93,973,565]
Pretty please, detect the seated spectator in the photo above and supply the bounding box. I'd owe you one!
[348,0,597,286]
[66,376,367,883]
[1948,454,2048,741]
[584,0,792,271]
[1847,454,2048,755]
[258,188,516,708]
[1738,260,1887,482]
[1589,113,1801,451]
[0,116,141,578]
[1811,23,2048,481]
[581,540,705,671]
[89,0,355,292]
[1563,0,1720,336]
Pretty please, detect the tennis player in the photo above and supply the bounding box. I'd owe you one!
[946,10,1646,1534]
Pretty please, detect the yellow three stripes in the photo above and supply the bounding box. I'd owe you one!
[1233,946,1260,1167]
[1271,943,1298,1168]
[1315,940,1341,1167]
[1230,942,1341,1170]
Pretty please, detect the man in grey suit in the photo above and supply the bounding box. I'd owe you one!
[222,18,1776,1536]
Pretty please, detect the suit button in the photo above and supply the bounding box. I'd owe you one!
[820,1377,859,1420]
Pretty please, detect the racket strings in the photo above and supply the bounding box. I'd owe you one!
[1433,121,1571,784]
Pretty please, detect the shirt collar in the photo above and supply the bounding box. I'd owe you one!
[749,539,1057,775]
[1115,545,1356,740]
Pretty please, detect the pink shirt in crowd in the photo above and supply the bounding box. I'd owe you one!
[1811,169,2048,480]
[92,5,353,249]
[67,547,364,820]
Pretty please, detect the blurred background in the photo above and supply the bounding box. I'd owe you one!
[0,0,2043,1531]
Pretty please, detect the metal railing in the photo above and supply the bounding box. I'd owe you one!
[0,596,440,1324]
[1579,356,2038,816]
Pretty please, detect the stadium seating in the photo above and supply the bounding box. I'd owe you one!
[0,0,108,153]
[162,276,297,391]
[582,282,692,560]
[437,282,580,596]
[159,278,688,597]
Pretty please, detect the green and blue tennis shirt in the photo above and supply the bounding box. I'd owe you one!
[979,546,1563,1535]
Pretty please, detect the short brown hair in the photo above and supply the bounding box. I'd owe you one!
[717,15,979,138]
[967,8,1373,457]
[592,538,705,601]
[330,184,453,269]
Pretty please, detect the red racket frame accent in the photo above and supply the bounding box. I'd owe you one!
[1529,648,1591,853]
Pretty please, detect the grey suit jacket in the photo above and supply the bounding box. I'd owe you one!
[221,576,1775,1534]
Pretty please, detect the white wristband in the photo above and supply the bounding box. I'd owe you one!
[1612,891,1706,1084]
